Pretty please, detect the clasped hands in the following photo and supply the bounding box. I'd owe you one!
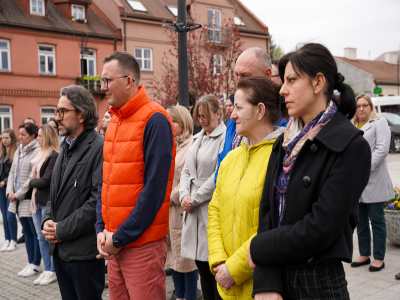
[181,195,194,213]
[42,220,62,243]
[213,262,236,291]
[96,229,121,260]
[8,192,17,203]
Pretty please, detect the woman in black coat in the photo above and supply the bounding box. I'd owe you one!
[247,43,372,300]
[29,125,59,285]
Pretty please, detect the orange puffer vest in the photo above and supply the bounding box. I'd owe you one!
[102,85,176,247]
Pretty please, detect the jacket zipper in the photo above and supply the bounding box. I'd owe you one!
[106,117,121,230]
[233,148,250,252]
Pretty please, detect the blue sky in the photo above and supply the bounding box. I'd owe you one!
[241,0,400,60]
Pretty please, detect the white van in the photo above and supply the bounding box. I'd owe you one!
[372,96,400,115]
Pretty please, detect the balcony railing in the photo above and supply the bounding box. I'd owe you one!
[204,28,233,45]
[76,76,104,94]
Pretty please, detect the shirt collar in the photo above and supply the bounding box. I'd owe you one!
[65,136,78,149]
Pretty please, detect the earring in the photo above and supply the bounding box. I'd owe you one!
[315,91,317,94]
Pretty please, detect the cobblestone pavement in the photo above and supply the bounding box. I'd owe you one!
[1,154,400,299]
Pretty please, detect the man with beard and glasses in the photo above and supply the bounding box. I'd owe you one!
[41,85,104,300]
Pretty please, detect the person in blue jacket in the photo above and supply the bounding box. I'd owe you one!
[214,48,289,185]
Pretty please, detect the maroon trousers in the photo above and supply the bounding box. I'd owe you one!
[108,237,168,300]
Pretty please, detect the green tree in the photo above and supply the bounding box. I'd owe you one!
[269,36,284,59]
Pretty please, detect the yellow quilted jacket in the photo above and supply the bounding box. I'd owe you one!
[208,129,283,300]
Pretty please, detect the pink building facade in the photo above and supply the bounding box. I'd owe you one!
[0,0,121,130]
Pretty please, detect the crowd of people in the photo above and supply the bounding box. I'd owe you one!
[0,43,396,300]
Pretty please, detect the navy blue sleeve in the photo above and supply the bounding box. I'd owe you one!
[113,113,173,246]
[95,158,105,235]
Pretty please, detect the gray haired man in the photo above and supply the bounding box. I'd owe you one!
[42,85,104,299]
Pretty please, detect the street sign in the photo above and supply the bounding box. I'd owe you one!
[374,87,382,94]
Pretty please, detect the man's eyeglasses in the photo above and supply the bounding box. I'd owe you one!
[54,108,76,118]
[100,76,133,88]
[271,75,280,78]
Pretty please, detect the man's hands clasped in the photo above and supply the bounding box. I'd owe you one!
[42,220,62,243]
[96,229,121,260]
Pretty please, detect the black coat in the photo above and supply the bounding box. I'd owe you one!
[42,129,103,261]
[0,152,11,188]
[29,151,58,206]
[250,112,372,295]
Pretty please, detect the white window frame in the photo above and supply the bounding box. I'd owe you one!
[38,44,56,75]
[211,54,222,75]
[207,9,221,43]
[0,39,11,72]
[41,106,56,125]
[0,106,13,132]
[30,0,45,16]
[71,4,85,20]
[127,0,147,12]
[234,16,245,26]
[166,5,178,17]
[134,48,153,71]
[80,49,96,77]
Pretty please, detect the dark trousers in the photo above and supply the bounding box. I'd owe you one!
[357,202,386,260]
[53,246,105,300]
[282,259,349,300]
[171,269,199,300]
[195,260,222,300]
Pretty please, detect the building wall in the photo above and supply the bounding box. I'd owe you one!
[374,84,400,97]
[0,28,121,130]
[123,0,269,98]
[335,58,374,95]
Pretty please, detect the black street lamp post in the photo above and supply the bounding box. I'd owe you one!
[163,0,201,108]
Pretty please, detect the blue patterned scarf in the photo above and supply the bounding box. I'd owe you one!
[276,101,338,228]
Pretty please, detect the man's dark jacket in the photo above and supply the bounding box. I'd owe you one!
[42,129,103,261]
[29,151,58,206]
[250,112,372,295]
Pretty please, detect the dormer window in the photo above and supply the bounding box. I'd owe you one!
[72,4,85,20]
[30,0,45,16]
[127,0,147,12]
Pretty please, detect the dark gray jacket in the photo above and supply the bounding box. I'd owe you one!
[42,129,103,261]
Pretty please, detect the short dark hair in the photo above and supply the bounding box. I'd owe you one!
[60,85,99,130]
[237,76,288,124]
[24,116,36,125]
[279,43,356,119]
[102,51,141,84]
[271,59,279,68]
[19,123,38,138]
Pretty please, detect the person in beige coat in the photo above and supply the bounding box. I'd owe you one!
[166,105,198,300]
[180,95,226,300]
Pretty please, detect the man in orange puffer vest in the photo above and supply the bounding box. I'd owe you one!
[95,51,176,299]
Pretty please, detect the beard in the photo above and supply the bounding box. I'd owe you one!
[59,118,79,137]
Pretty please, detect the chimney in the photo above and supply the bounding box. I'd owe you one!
[344,48,357,60]
[384,52,398,65]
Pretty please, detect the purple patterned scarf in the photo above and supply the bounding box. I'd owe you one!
[276,101,338,228]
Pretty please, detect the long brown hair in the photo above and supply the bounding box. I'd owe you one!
[0,129,17,164]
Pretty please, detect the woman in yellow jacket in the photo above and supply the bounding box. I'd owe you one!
[208,76,288,300]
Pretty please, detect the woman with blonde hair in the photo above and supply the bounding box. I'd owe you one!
[165,105,198,300]
[350,93,393,272]
[28,124,60,285]
[0,129,18,252]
